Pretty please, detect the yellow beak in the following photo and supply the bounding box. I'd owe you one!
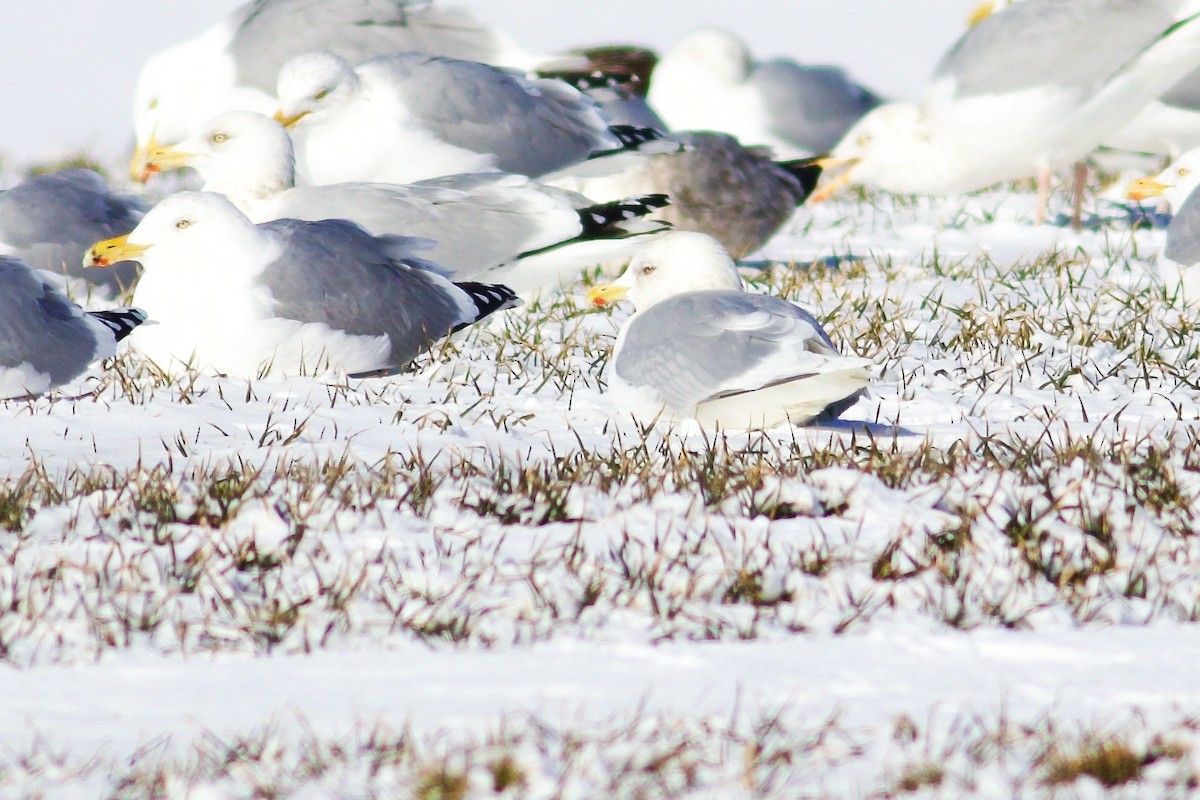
[586,283,629,308]
[84,234,150,269]
[140,143,198,177]
[129,128,161,183]
[809,156,862,203]
[966,1,997,27]
[1126,177,1169,201]
[273,109,309,128]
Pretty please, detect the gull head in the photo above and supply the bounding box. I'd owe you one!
[1127,148,1200,209]
[275,51,361,129]
[144,111,295,202]
[588,232,742,311]
[659,28,753,86]
[84,192,265,273]
[812,102,941,200]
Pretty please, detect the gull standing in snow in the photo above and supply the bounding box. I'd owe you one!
[557,131,823,260]
[138,111,670,293]
[83,193,518,379]
[274,50,665,186]
[0,170,147,300]
[647,28,880,159]
[586,232,871,429]
[131,0,562,178]
[1127,149,1200,302]
[0,257,146,399]
[816,0,1200,225]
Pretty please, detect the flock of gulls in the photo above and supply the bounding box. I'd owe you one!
[7,0,1200,429]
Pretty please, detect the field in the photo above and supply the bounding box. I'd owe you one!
[3,177,1200,798]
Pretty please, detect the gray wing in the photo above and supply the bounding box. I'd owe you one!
[272,174,579,276]
[614,290,839,410]
[1165,189,1200,265]
[258,219,471,368]
[642,131,814,258]
[749,60,881,153]
[935,0,1183,98]
[0,170,146,294]
[366,53,614,177]
[0,257,97,386]
[227,0,508,93]
[1162,64,1200,109]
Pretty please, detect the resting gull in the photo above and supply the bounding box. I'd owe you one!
[83,192,518,379]
[647,28,880,158]
[0,170,147,300]
[585,232,871,429]
[132,0,563,177]
[274,50,666,185]
[816,0,1200,224]
[139,111,670,292]
[0,256,146,399]
[557,131,822,259]
[1127,148,1200,302]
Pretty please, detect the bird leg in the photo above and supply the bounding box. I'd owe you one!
[1071,161,1088,232]
[1036,164,1051,225]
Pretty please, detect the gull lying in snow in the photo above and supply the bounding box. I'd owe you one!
[1127,148,1200,303]
[0,257,146,399]
[0,170,147,300]
[139,111,670,293]
[817,0,1200,223]
[586,232,871,429]
[132,0,564,178]
[274,50,666,186]
[83,192,518,379]
[557,131,823,260]
[647,28,880,158]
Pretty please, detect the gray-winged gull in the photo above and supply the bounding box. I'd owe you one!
[0,256,146,399]
[138,111,670,293]
[0,170,147,300]
[1127,148,1200,303]
[131,0,563,177]
[647,28,880,159]
[83,192,518,379]
[557,131,822,259]
[585,232,871,429]
[816,0,1200,224]
[274,50,666,185]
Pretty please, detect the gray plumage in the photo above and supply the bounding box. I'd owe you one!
[260,218,501,367]
[0,257,143,398]
[1162,65,1200,109]
[751,61,881,154]
[936,0,1186,98]
[0,170,146,297]
[615,290,839,411]
[1165,188,1200,266]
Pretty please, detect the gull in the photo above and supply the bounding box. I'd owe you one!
[0,256,145,399]
[586,232,871,429]
[139,111,670,293]
[83,192,518,379]
[274,50,665,186]
[647,28,880,158]
[556,131,823,259]
[817,0,1200,225]
[1127,148,1200,302]
[131,0,564,178]
[0,170,147,300]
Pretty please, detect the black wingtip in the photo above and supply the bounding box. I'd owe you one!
[87,308,148,342]
[452,282,521,329]
[575,193,670,238]
[777,156,825,199]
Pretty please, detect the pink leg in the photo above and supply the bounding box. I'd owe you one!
[1036,164,1051,225]
[1071,161,1088,232]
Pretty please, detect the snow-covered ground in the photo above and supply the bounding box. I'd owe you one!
[4,176,1200,796]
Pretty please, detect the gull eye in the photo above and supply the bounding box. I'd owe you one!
[148,98,159,111]
[176,219,191,229]
[640,264,656,275]
[857,134,872,148]
[313,88,330,101]
[1180,167,1191,177]
[211,132,228,144]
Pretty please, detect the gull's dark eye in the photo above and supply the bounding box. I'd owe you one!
[313,88,330,101]
[176,219,191,229]
[211,132,229,144]
[641,264,656,275]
